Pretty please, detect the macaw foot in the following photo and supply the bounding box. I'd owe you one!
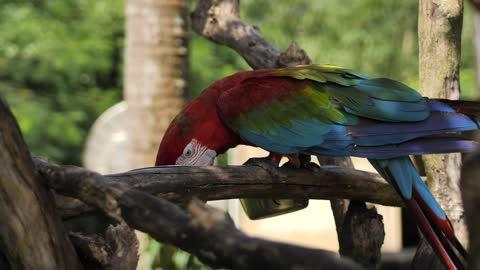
[283,154,312,168]
[243,155,281,178]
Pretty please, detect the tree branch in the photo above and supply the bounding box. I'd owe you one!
[36,159,366,270]
[110,165,401,206]
[34,159,402,219]
[191,0,281,69]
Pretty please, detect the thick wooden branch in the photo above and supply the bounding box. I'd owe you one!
[319,158,385,269]
[0,97,82,269]
[36,159,402,219]
[191,0,311,68]
[109,165,401,206]
[191,0,281,69]
[37,160,366,270]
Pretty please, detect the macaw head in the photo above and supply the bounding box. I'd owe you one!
[155,94,240,166]
[155,110,218,166]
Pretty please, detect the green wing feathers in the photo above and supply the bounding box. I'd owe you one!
[271,64,429,121]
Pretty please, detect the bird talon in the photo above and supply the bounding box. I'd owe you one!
[303,162,320,171]
[243,157,280,178]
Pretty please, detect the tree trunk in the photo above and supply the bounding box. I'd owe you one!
[461,151,480,270]
[418,0,466,244]
[320,157,385,270]
[124,0,188,168]
[0,96,82,270]
[475,5,480,93]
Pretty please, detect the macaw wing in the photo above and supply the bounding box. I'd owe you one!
[217,64,431,154]
[263,64,429,122]
[217,75,349,153]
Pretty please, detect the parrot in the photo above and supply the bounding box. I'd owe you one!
[155,64,479,270]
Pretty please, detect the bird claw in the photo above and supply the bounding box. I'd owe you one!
[301,161,321,171]
[243,157,280,178]
[283,154,315,169]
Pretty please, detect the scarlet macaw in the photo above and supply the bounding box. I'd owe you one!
[156,64,478,270]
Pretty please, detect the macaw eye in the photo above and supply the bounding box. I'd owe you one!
[183,143,194,158]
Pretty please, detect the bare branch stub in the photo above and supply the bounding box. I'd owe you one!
[69,223,139,270]
[37,160,366,270]
[277,42,312,67]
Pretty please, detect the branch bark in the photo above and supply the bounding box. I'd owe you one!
[37,159,366,270]
[191,0,312,68]
[416,0,464,267]
[319,157,385,269]
[418,0,465,242]
[39,161,403,219]
[0,97,82,270]
[111,165,401,205]
[70,223,139,269]
[191,0,281,69]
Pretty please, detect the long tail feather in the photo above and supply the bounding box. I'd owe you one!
[369,157,466,270]
[413,189,468,259]
[404,197,459,270]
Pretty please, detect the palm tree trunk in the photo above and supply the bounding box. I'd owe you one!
[124,0,188,168]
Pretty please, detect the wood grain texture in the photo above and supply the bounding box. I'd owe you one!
[0,97,81,270]
[191,0,281,69]
[109,165,402,206]
[418,0,466,244]
[416,0,465,267]
[320,157,385,270]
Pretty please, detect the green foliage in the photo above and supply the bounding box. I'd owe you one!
[141,241,211,270]
[241,0,420,80]
[188,0,477,99]
[0,0,123,164]
[1,0,477,164]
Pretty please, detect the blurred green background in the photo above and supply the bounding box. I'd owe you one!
[0,1,478,269]
[0,0,477,166]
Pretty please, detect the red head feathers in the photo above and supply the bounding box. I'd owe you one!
[154,72,251,166]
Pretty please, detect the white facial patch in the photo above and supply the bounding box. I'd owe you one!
[175,139,217,166]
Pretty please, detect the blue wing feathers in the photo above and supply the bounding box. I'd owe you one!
[241,111,479,158]
[234,73,479,158]
[347,112,478,146]
[428,99,457,113]
[226,67,472,269]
